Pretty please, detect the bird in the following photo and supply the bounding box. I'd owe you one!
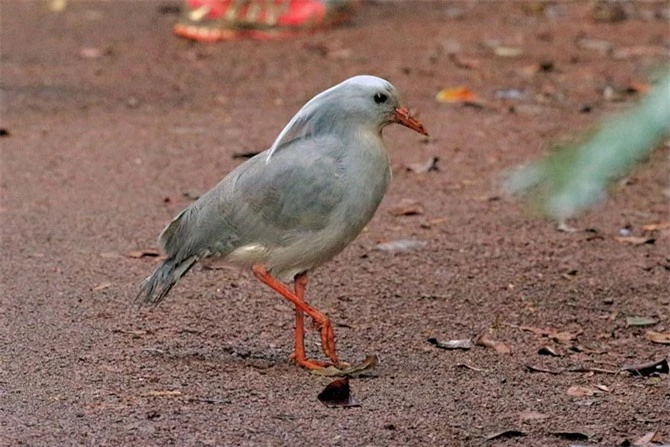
[136,75,428,373]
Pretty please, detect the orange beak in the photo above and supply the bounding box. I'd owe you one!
[392,107,429,136]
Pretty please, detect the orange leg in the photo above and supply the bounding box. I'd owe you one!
[252,264,340,369]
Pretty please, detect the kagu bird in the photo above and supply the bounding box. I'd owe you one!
[137,75,428,373]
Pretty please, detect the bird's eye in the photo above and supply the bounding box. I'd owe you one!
[374,92,388,104]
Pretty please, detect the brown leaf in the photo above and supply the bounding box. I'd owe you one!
[90,282,111,292]
[615,236,655,246]
[641,222,670,231]
[633,431,657,446]
[475,330,512,354]
[428,337,474,350]
[388,200,425,216]
[126,249,161,259]
[646,331,670,345]
[566,385,597,397]
[551,330,582,344]
[518,410,549,421]
[317,377,360,408]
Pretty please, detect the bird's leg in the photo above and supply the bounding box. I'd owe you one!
[252,264,340,369]
[290,272,329,369]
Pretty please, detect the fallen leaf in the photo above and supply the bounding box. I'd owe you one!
[566,386,597,397]
[317,377,360,408]
[538,345,561,357]
[126,249,160,259]
[641,222,670,231]
[626,316,658,327]
[633,431,658,446]
[388,200,425,216]
[90,282,111,292]
[645,331,670,345]
[622,359,669,376]
[374,239,428,253]
[518,410,549,421]
[593,384,611,393]
[435,86,478,104]
[428,337,474,350]
[405,156,440,174]
[551,330,582,344]
[493,46,524,57]
[484,429,526,441]
[615,236,656,246]
[311,355,377,377]
[475,330,512,354]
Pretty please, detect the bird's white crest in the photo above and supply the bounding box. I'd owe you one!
[265,76,393,163]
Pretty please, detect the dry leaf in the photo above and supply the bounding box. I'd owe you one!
[435,86,478,104]
[126,249,160,259]
[311,355,377,377]
[428,337,474,350]
[493,46,524,57]
[538,345,561,357]
[525,364,561,374]
[90,282,111,292]
[626,316,658,327]
[551,330,581,344]
[615,236,655,246]
[389,200,425,216]
[641,222,670,231]
[566,386,597,397]
[317,377,360,408]
[646,331,670,345]
[475,330,511,354]
[633,431,658,446]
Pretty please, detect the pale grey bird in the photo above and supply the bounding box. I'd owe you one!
[137,75,428,373]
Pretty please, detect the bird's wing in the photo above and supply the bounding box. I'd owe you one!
[159,135,348,262]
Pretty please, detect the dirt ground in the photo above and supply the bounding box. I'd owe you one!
[2,1,669,446]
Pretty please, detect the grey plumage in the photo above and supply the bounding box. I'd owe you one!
[136,75,426,307]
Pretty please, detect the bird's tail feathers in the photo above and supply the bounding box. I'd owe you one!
[135,256,198,308]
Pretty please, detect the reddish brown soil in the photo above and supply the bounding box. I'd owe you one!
[2,1,669,446]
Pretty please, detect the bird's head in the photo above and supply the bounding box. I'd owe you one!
[267,75,428,159]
